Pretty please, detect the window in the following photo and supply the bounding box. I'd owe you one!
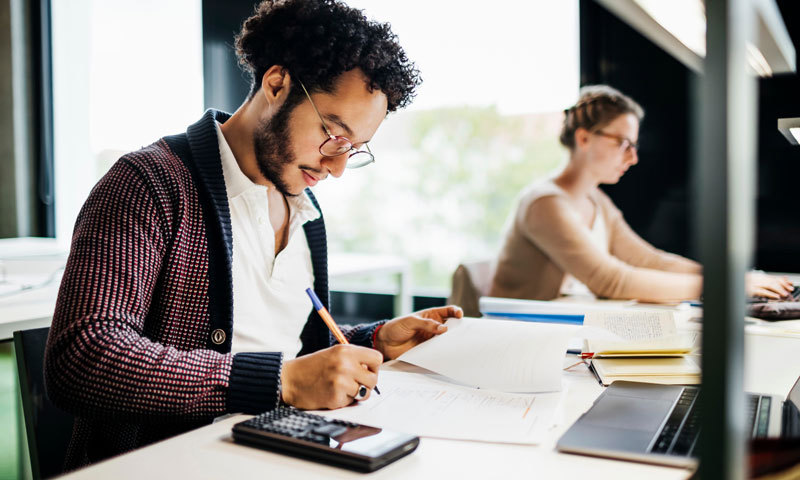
[51,0,203,243]
[313,0,580,293]
[49,0,578,295]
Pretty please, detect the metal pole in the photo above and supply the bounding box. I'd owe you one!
[697,0,756,478]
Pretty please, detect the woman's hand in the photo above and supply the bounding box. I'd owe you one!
[373,305,463,360]
[746,272,794,299]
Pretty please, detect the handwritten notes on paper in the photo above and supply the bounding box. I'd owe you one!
[397,316,578,392]
[321,368,564,444]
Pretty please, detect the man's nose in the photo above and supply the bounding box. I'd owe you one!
[323,152,348,178]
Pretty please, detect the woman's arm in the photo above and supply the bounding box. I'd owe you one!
[520,195,702,302]
[602,197,702,274]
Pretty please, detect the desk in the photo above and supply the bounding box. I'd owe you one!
[0,280,62,342]
[53,313,800,480]
[56,358,690,480]
[0,250,413,342]
[0,238,67,342]
[328,252,412,317]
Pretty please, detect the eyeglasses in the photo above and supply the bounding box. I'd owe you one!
[298,81,375,169]
[594,130,639,153]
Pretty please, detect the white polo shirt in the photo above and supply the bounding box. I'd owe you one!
[215,122,321,358]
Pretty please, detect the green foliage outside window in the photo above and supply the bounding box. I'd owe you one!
[315,106,566,292]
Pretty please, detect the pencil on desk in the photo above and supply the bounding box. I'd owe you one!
[305,288,381,395]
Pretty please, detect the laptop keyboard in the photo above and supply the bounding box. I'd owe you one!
[651,388,699,456]
[649,389,770,457]
[749,285,800,303]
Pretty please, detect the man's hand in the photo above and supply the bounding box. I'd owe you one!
[374,305,463,360]
[746,272,794,299]
[280,344,382,410]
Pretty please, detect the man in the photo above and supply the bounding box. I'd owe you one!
[44,0,462,470]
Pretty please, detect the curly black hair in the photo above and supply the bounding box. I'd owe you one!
[235,0,421,113]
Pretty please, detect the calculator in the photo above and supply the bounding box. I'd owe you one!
[231,407,419,472]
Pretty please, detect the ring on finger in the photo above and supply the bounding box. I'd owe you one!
[354,384,369,401]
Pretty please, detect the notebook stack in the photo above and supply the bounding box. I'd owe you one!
[582,310,701,386]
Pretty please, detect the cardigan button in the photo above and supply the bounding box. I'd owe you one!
[211,329,226,345]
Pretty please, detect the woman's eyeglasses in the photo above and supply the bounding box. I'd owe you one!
[594,130,639,153]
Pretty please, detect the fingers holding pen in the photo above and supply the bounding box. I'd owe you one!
[280,344,382,410]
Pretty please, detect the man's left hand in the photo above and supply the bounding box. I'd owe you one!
[374,305,463,360]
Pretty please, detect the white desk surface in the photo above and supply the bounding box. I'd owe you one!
[57,358,693,480]
[0,251,413,340]
[0,257,66,341]
[54,316,800,480]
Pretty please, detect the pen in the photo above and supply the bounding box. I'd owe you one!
[305,288,381,395]
[586,360,603,386]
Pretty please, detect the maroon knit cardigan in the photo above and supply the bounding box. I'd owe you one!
[44,110,382,470]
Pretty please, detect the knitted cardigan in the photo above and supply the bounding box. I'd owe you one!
[43,109,382,470]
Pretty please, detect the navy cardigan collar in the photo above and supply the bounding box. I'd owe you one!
[179,109,330,353]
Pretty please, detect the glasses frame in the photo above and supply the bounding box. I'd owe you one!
[594,130,639,153]
[298,81,375,169]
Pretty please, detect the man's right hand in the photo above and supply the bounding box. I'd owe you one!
[279,344,383,410]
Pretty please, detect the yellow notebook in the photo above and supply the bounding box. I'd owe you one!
[591,357,701,386]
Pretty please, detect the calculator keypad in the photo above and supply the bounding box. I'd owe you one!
[241,407,357,444]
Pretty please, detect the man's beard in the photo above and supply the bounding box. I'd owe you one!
[253,101,299,197]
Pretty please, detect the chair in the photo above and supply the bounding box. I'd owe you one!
[14,327,73,479]
[447,260,496,317]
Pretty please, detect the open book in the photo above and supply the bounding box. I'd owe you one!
[582,310,701,385]
[583,310,698,357]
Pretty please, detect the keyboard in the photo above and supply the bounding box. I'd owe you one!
[749,285,800,303]
[650,388,700,456]
[650,389,769,458]
[231,407,419,472]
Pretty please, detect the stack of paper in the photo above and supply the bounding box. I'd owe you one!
[320,367,565,444]
[396,316,578,392]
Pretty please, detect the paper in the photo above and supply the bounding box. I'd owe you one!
[397,316,577,392]
[582,310,697,356]
[320,368,563,444]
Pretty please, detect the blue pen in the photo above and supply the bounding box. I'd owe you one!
[305,288,380,396]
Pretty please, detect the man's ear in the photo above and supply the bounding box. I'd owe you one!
[259,65,292,109]
[574,127,591,149]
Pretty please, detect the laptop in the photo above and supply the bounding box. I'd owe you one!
[556,377,800,467]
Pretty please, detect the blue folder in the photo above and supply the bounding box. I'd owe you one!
[482,312,584,325]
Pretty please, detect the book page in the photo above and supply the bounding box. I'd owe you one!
[584,310,677,339]
[583,310,694,355]
[397,317,578,392]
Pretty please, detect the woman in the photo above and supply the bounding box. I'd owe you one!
[489,85,791,303]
